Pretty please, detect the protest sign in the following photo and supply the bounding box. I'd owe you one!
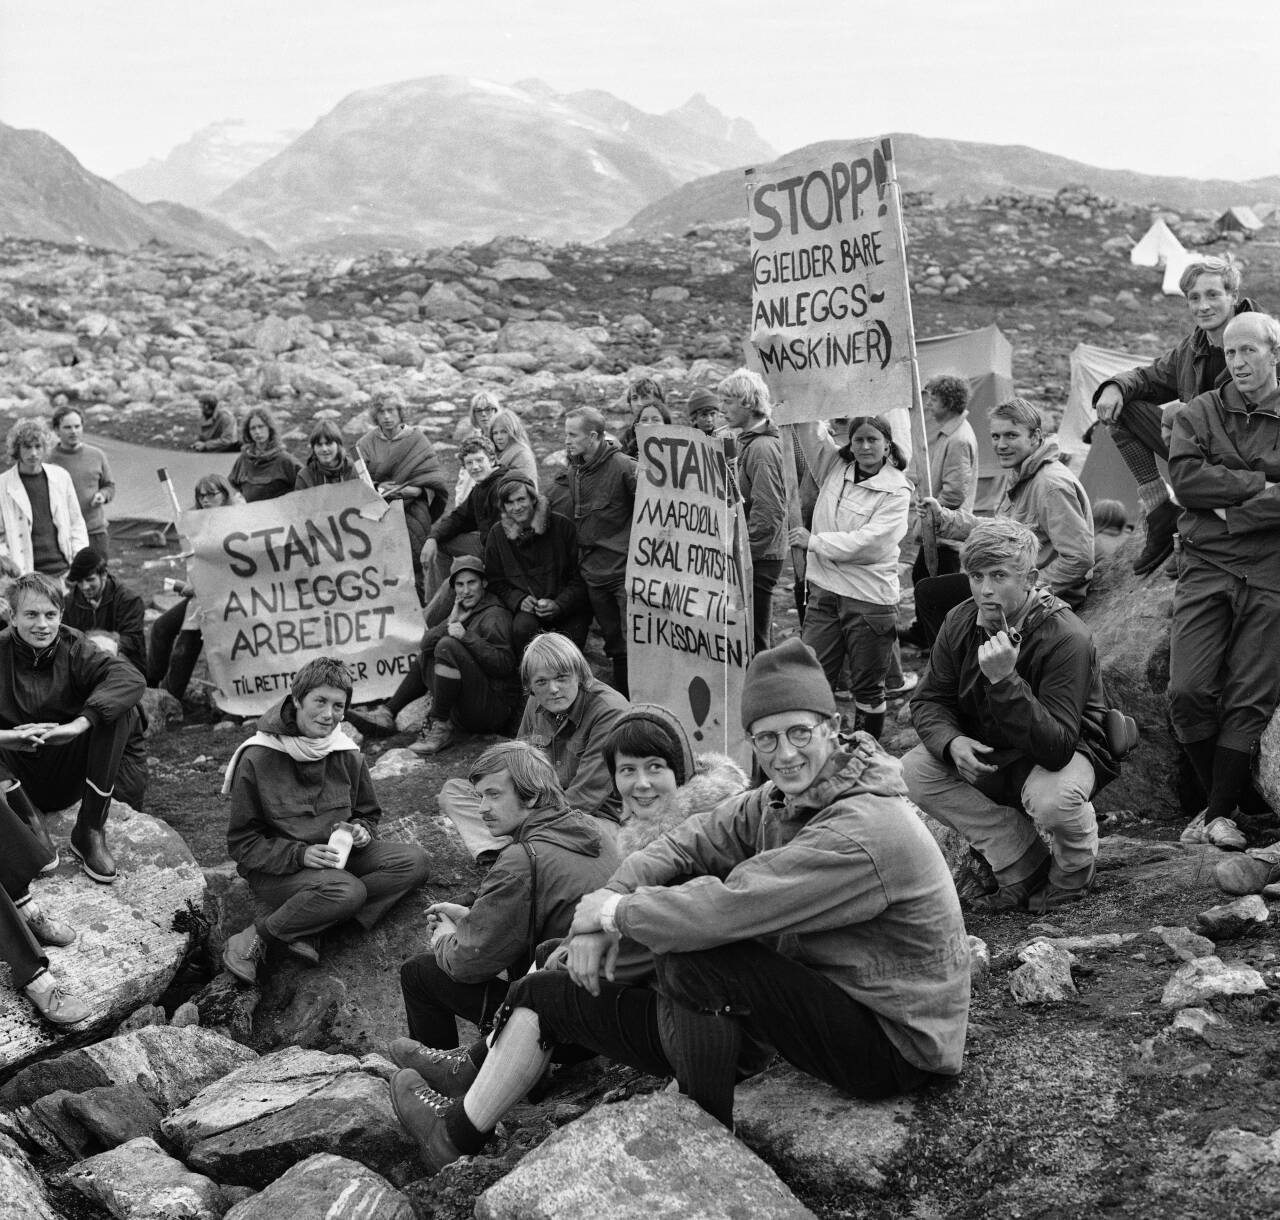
[745,136,918,434]
[183,480,422,715]
[626,423,753,770]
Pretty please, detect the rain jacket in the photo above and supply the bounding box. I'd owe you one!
[736,419,788,561]
[63,574,147,676]
[551,439,637,585]
[420,590,520,704]
[483,494,587,618]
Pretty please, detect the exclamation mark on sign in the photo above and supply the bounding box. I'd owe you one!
[873,139,892,217]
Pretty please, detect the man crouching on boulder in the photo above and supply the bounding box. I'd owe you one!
[222,657,431,983]
[903,518,1120,914]
[388,636,970,1170]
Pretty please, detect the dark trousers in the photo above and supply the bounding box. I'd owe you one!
[507,938,933,1127]
[0,711,134,810]
[801,585,897,707]
[247,840,430,943]
[914,573,973,646]
[586,578,628,695]
[88,530,110,562]
[148,600,203,699]
[910,542,962,586]
[751,559,783,656]
[512,609,591,657]
[430,637,519,733]
[1113,398,1169,462]
[0,796,56,988]
[400,952,509,1049]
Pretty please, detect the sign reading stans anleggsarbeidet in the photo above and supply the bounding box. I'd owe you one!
[626,423,752,770]
[746,136,914,425]
[183,480,422,715]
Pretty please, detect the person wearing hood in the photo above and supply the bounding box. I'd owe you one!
[408,556,521,758]
[228,407,301,503]
[1093,256,1258,576]
[395,741,623,1053]
[389,637,970,1169]
[0,573,145,885]
[719,369,787,655]
[792,414,913,739]
[904,519,1119,914]
[915,398,1095,640]
[222,657,430,985]
[554,407,637,696]
[483,472,589,654]
[295,420,361,489]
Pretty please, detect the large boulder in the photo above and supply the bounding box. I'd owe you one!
[60,1135,230,1220]
[0,804,207,1075]
[1258,708,1280,812]
[476,1092,814,1220]
[160,1046,418,1188]
[0,1134,61,1220]
[495,320,601,370]
[224,1153,413,1220]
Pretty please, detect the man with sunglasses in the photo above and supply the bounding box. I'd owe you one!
[389,636,969,1165]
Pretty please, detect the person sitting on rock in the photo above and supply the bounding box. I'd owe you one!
[62,548,147,677]
[222,656,431,984]
[0,794,90,1026]
[192,392,240,452]
[482,472,589,655]
[1167,312,1280,850]
[0,573,145,885]
[903,519,1120,913]
[914,398,1095,639]
[408,556,522,758]
[395,740,623,1055]
[387,636,970,1168]
[1093,255,1258,576]
[0,418,89,581]
[295,419,361,489]
[437,632,629,861]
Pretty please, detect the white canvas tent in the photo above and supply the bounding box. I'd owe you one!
[1216,205,1263,235]
[1130,218,1184,268]
[1161,245,1197,296]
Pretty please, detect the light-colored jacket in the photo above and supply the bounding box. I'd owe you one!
[806,444,912,605]
[0,463,89,574]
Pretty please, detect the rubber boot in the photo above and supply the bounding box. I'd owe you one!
[69,782,116,884]
[853,708,885,740]
[1133,500,1180,576]
[5,784,57,874]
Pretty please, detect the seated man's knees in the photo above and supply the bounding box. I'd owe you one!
[652,948,738,1012]
[317,871,369,917]
[433,635,468,667]
[1021,767,1095,833]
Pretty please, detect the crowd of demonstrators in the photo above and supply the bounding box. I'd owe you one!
[1092,255,1255,576]
[388,636,970,1169]
[229,407,301,503]
[420,437,506,612]
[792,415,912,740]
[192,392,240,453]
[453,391,501,505]
[719,369,787,656]
[905,519,1120,913]
[295,419,361,489]
[0,419,89,580]
[221,657,431,984]
[63,547,147,676]
[48,406,114,561]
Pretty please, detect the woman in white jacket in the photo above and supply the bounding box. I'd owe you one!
[792,416,911,739]
[0,419,89,579]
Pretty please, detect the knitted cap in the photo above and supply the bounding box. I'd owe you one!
[68,547,105,584]
[740,637,836,731]
[496,471,537,502]
[686,388,720,417]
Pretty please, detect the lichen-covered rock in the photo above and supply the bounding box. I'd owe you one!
[1009,941,1078,1004]
[0,1133,61,1220]
[476,1092,814,1220]
[1161,956,1268,1008]
[1196,894,1270,941]
[61,1135,229,1220]
[1258,707,1280,813]
[224,1153,413,1220]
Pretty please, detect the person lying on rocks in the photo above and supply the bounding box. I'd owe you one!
[1092,255,1258,576]
[0,572,145,885]
[437,632,629,861]
[0,793,90,1026]
[903,519,1121,913]
[221,657,430,984]
[388,636,970,1169]
[1168,312,1280,850]
[389,704,749,1090]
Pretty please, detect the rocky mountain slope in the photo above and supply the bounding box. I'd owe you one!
[207,76,773,251]
[0,121,270,255]
[611,133,1280,239]
[113,118,300,207]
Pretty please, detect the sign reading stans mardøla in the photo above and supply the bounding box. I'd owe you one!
[183,480,421,715]
[626,423,752,770]
[746,136,914,424]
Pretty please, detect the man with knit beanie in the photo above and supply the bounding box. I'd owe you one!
[387,636,970,1170]
[1092,256,1259,576]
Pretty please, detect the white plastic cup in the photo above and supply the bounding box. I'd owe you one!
[327,823,354,869]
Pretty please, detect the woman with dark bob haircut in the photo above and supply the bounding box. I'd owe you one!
[229,406,301,502]
[296,419,360,489]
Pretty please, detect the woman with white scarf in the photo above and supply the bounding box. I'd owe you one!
[220,657,430,985]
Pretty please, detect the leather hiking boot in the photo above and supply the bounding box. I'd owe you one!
[19,900,76,947]
[222,924,267,985]
[967,859,1051,914]
[1216,850,1280,896]
[348,704,396,737]
[1027,862,1097,914]
[389,1039,479,1098]
[1133,501,1180,576]
[25,970,92,1026]
[390,1069,466,1173]
[70,786,116,884]
[410,717,455,756]
[285,936,320,966]
[6,786,58,874]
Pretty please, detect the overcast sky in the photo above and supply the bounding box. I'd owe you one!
[2,0,1274,182]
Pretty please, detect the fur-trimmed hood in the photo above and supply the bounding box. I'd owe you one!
[498,491,552,540]
[616,751,750,856]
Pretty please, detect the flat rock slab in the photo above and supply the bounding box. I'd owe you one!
[477,1092,814,1220]
[0,803,206,1073]
[0,1133,61,1220]
[61,1135,229,1220]
[224,1152,414,1220]
[734,1062,913,1192]
[162,1045,417,1188]
[1161,955,1268,1008]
